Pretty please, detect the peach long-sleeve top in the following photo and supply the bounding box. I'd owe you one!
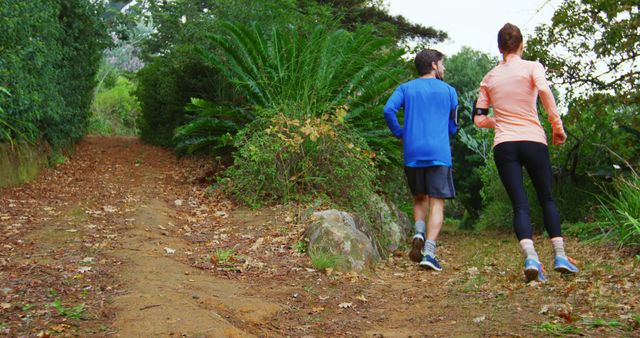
[474,55,563,147]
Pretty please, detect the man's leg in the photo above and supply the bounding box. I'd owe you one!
[420,197,445,271]
[426,197,444,242]
[409,194,429,262]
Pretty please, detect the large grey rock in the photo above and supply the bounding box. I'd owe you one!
[306,210,380,271]
[367,194,412,251]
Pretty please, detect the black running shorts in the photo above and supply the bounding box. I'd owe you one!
[404,166,456,199]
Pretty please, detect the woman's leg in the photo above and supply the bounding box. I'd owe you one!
[520,142,561,238]
[494,142,533,240]
[495,142,545,281]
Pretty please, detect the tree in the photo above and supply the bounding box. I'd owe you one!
[445,47,498,226]
[527,0,639,103]
[303,0,448,47]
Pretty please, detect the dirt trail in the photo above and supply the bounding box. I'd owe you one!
[1,136,638,337]
[111,198,281,337]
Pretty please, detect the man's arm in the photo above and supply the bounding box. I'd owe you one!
[448,86,459,135]
[383,86,404,138]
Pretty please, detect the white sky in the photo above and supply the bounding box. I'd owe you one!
[387,0,563,58]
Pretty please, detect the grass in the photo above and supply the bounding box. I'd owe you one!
[593,174,640,247]
[309,248,345,271]
[48,299,84,320]
[581,317,626,329]
[20,303,35,311]
[295,240,307,254]
[213,248,236,265]
[461,275,486,293]
[534,322,582,335]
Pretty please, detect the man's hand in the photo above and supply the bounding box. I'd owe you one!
[552,129,567,145]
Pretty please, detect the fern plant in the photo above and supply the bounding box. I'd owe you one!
[174,98,254,154]
[177,22,408,164]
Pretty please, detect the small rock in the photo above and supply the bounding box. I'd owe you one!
[174,199,183,206]
[473,315,486,323]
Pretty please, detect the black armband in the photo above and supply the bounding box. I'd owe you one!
[471,99,489,117]
[450,106,459,126]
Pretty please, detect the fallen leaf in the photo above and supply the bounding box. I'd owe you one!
[250,238,264,251]
[312,306,324,313]
[78,266,92,273]
[50,324,70,333]
[174,199,183,206]
[356,295,368,302]
[164,247,176,254]
[1,302,11,310]
[338,302,353,309]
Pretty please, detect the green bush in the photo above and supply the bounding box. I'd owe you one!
[133,0,335,148]
[190,22,406,164]
[0,0,108,149]
[88,77,140,136]
[223,111,379,210]
[475,154,544,231]
[595,174,640,247]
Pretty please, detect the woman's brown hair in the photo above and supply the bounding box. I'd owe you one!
[498,23,523,54]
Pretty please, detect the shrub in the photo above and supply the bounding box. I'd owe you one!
[223,110,380,210]
[88,77,140,136]
[192,22,406,165]
[0,0,108,149]
[475,154,544,231]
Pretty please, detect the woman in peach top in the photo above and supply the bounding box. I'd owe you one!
[474,23,579,283]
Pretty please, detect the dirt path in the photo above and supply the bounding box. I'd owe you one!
[1,136,638,337]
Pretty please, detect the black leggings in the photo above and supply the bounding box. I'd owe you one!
[493,141,561,240]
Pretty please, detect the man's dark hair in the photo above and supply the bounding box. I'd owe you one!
[498,23,523,54]
[414,49,444,76]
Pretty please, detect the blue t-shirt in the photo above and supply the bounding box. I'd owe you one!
[383,77,458,167]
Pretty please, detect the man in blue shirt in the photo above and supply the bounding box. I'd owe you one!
[383,49,458,271]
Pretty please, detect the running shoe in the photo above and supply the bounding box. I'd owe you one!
[524,258,547,283]
[409,232,425,263]
[419,254,442,271]
[554,256,579,274]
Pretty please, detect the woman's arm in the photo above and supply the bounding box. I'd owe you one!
[534,63,565,144]
[474,83,496,129]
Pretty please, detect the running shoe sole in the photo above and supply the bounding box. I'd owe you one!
[554,265,578,274]
[524,267,539,282]
[419,260,442,271]
[409,236,424,263]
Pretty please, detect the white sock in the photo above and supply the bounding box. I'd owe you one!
[415,220,425,235]
[423,240,436,257]
[519,239,539,262]
[551,237,566,258]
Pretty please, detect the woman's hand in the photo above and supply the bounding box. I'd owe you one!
[552,129,567,145]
